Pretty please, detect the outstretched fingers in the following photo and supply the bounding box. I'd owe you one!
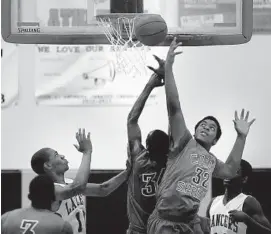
[234,109,256,125]
[249,118,256,126]
[174,51,183,56]
[147,66,156,72]
[153,54,164,65]
[234,110,239,121]
[240,109,245,119]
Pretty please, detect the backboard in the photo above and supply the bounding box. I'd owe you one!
[2,0,253,46]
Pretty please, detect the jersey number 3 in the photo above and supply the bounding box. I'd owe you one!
[141,168,165,197]
[20,219,39,234]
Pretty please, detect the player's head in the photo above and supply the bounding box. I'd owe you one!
[194,116,222,148]
[223,159,252,188]
[31,148,69,175]
[28,174,56,210]
[146,129,169,163]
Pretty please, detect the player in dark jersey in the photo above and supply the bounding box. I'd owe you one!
[147,38,256,234]
[31,128,131,234]
[126,68,169,234]
[1,174,73,234]
[207,159,271,234]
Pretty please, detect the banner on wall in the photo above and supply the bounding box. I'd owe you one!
[1,39,19,109]
[253,0,271,33]
[35,45,165,106]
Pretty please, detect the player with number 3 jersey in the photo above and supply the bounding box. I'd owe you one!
[31,128,131,234]
[1,175,73,234]
[126,68,169,234]
[147,39,256,234]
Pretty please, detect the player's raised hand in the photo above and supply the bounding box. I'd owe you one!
[147,54,165,78]
[166,37,183,65]
[74,128,92,153]
[233,109,256,137]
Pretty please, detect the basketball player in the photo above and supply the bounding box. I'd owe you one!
[1,174,73,234]
[207,159,271,234]
[147,38,256,234]
[31,128,131,234]
[126,70,169,234]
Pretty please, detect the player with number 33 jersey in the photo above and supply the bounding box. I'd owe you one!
[126,68,169,234]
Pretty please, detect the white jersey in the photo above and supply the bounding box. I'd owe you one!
[54,178,86,234]
[209,193,248,234]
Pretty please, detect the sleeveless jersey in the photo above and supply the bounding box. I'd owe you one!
[155,138,217,222]
[54,178,86,234]
[1,207,68,234]
[209,193,248,234]
[127,149,165,232]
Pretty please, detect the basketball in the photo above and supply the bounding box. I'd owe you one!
[135,14,168,46]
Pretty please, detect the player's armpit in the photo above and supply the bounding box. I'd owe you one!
[168,121,192,152]
[61,221,73,234]
[243,196,271,234]
[55,183,86,201]
[212,158,234,179]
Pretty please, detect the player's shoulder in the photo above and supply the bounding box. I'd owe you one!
[243,195,262,213]
[61,221,73,234]
[133,149,149,166]
[54,178,73,187]
[3,208,24,217]
[210,195,224,206]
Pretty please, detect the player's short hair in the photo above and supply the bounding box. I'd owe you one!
[194,116,222,141]
[28,174,55,209]
[31,148,51,174]
[146,130,169,160]
[240,159,252,178]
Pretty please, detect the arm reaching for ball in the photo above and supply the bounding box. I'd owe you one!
[127,62,165,159]
[150,38,192,151]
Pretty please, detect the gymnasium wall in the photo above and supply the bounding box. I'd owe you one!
[2,36,271,170]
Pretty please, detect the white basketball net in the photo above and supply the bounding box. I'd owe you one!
[97,15,150,78]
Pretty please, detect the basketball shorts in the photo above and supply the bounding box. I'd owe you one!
[147,210,194,234]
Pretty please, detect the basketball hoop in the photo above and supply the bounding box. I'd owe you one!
[96,13,151,78]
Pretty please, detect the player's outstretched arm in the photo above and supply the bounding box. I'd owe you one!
[127,72,164,156]
[83,160,132,197]
[213,109,255,179]
[55,129,93,201]
[229,196,271,234]
[164,37,191,149]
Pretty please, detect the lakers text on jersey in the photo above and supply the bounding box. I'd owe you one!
[55,178,86,234]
